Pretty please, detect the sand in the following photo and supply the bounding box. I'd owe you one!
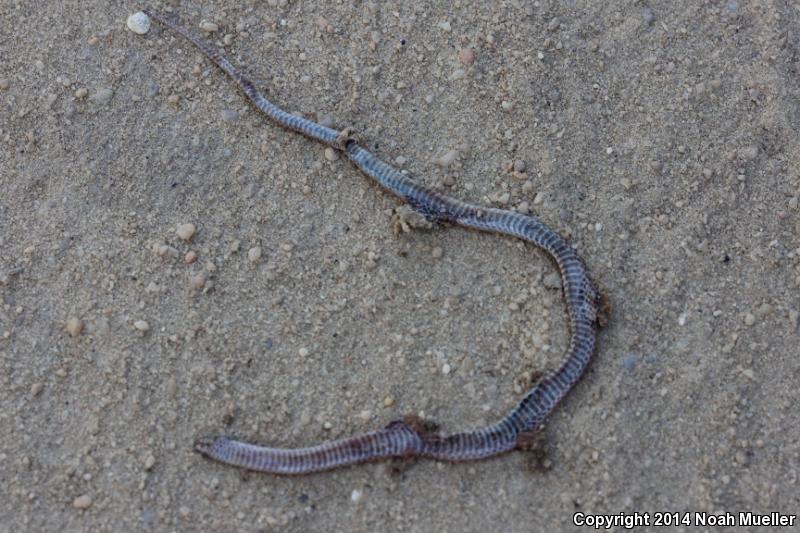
[1,1,799,531]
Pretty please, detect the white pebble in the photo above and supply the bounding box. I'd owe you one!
[126,12,151,35]
[90,88,114,104]
[298,347,309,358]
[248,246,262,263]
[442,363,452,375]
[350,489,363,503]
[199,21,219,32]
[176,223,196,241]
[66,317,83,338]
[73,494,92,509]
[432,149,458,168]
[144,454,156,471]
[134,320,150,331]
[324,147,339,161]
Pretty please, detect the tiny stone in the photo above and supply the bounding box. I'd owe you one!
[144,454,156,471]
[323,421,332,430]
[513,160,526,173]
[432,149,458,168]
[324,147,338,161]
[66,317,83,338]
[134,320,150,331]
[351,489,363,503]
[74,88,88,99]
[543,272,562,289]
[30,382,44,397]
[189,273,206,290]
[431,246,443,259]
[383,396,395,407]
[184,250,198,264]
[73,495,92,509]
[126,12,151,35]
[176,223,196,241]
[442,363,452,375]
[298,347,309,358]
[743,313,756,326]
[739,145,758,161]
[458,48,475,65]
[90,88,114,104]
[756,303,772,316]
[199,21,219,32]
[0,78,9,90]
[642,7,655,26]
[221,109,238,122]
[248,246,262,263]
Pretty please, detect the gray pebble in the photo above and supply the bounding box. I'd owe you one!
[622,353,638,373]
[642,8,656,26]
[221,109,238,122]
[543,272,562,289]
[90,88,114,104]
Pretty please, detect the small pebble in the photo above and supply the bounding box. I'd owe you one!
[744,313,756,326]
[74,88,88,99]
[543,272,562,289]
[0,78,9,90]
[458,48,475,65]
[442,363,452,375]
[383,396,395,407]
[622,354,638,373]
[513,160,526,173]
[431,246,443,259]
[351,489,363,503]
[176,223,196,241]
[134,320,150,332]
[73,495,92,509]
[324,147,338,161]
[66,317,83,338]
[432,149,458,168]
[184,250,198,263]
[298,347,309,358]
[199,21,219,32]
[221,109,238,122]
[642,7,656,26]
[247,246,262,263]
[126,12,151,35]
[144,454,156,471]
[739,145,758,161]
[30,382,44,397]
[90,88,114,104]
[190,273,206,290]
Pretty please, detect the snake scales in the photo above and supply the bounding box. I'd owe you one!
[144,10,601,474]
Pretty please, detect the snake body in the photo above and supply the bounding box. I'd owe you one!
[144,10,600,474]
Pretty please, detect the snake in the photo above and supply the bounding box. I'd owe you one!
[143,10,602,475]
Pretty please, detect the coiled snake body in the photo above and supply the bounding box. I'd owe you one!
[144,10,601,474]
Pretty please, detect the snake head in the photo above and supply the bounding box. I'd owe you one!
[194,435,229,456]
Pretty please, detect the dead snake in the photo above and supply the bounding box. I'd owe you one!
[143,10,601,474]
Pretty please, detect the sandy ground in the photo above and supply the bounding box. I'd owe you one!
[2,1,799,531]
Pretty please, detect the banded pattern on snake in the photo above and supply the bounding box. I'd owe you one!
[144,10,601,474]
